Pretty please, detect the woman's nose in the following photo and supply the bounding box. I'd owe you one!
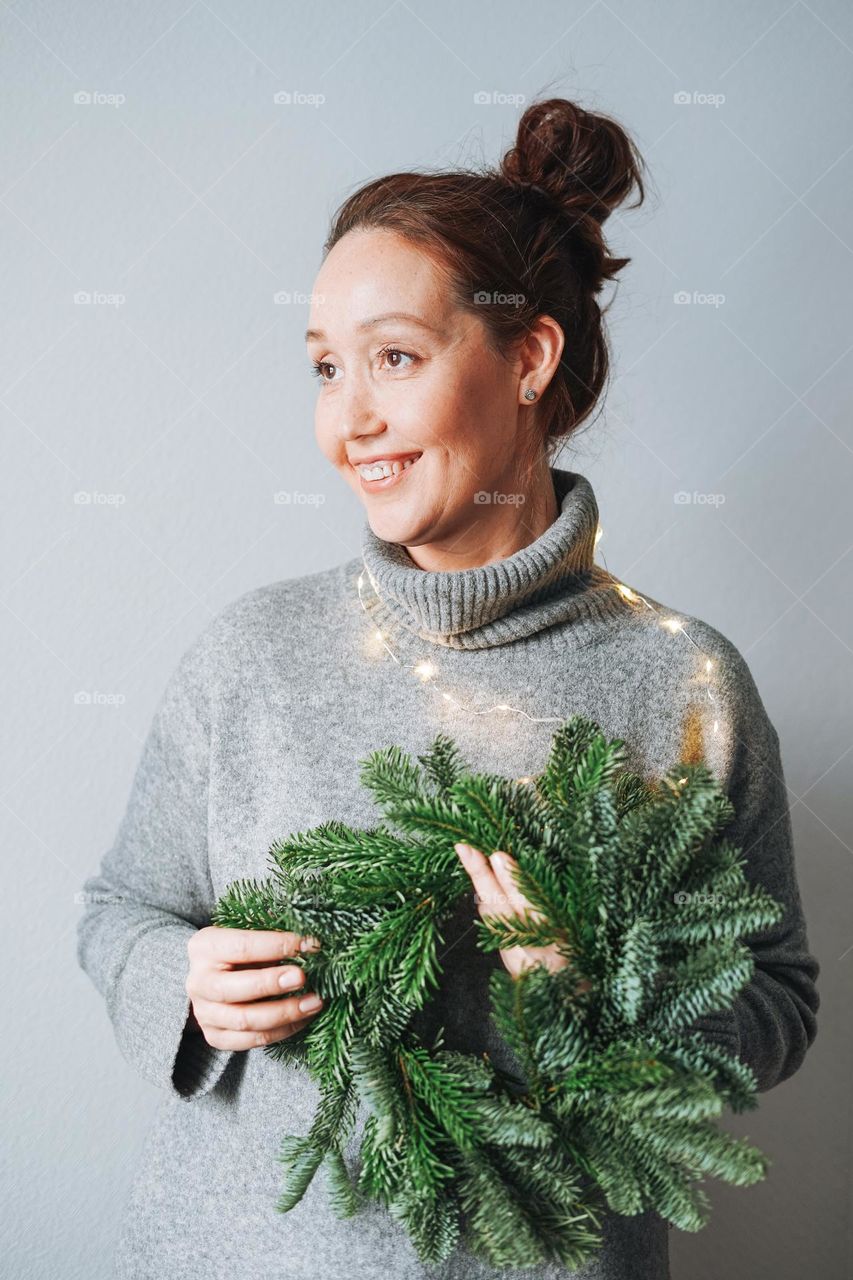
[338,393,386,445]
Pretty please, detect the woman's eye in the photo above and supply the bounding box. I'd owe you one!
[310,360,338,384]
[379,347,417,371]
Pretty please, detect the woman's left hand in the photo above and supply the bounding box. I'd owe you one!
[454,842,591,990]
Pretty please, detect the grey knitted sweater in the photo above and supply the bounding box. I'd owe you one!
[76,467,819,1280]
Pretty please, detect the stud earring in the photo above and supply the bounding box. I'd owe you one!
[523,388,537,401]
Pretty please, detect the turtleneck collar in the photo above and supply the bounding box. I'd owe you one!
[358,467,627,650]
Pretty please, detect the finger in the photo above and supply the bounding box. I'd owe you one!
[455,844,512,920]
[204,1015,314,1051]
[498,945,531,977]
[280,1014,313,1040]
[489,852,542,922]
[518,945,557,975]
[188,961,309,1005]
[192,988,324,1034]
[204,928,320,967]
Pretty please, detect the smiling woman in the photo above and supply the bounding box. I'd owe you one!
[304,227,568,566]
[77,94,819,1280]
[302,98,644,570]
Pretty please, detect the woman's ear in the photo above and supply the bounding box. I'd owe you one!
[516,313,565,398]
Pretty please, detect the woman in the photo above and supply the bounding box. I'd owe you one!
[77,98,819,1279]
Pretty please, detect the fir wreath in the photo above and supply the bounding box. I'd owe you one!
[211,714,784,1270]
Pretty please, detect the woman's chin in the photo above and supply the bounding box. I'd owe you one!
[365,505,430,549]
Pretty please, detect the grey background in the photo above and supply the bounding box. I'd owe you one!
[2,1,850,1276]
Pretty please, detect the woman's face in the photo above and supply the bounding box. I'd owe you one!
[307,228,543,552]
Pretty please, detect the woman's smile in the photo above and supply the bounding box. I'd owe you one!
[351,450,423,491]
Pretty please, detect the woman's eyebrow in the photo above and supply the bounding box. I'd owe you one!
[305,312,442,342]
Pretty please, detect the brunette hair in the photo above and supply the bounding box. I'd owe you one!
[323,97,647,460]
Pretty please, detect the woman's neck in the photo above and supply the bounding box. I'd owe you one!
[403,467,560,574]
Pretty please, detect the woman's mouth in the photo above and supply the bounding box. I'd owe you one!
[352,452,423,491]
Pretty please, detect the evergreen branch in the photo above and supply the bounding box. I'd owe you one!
[648,940,754,1035]
[609,919,658,1025]
[628,1114,768,1185]
[417,733,469,798]
[456,1149,548,1268]
[215,712,782,1268]
[474,911,564,952]
[276,1137,325,1213]
[359,745,432,810]
[323,1146,360,1218]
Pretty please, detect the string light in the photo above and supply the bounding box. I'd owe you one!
[356,521,723,740]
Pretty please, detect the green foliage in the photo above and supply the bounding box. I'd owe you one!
[212,714,783,1269]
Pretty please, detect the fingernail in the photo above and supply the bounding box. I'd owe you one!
[279,968,303,989]
[298,993,323,1013]
[454,843,470,859]
[300,936,321,952]
[491,851,506,867]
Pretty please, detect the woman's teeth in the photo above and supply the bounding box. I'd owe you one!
[357,456,420,480]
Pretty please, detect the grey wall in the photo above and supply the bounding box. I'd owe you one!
[2,1,850,1276]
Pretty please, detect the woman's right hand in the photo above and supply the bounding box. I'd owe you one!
[185,926,324,1050]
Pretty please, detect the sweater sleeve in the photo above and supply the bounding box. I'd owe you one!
[688,640,820,1093]
[75,614,237,1101]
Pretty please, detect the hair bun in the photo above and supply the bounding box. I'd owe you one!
[500,98,645,227]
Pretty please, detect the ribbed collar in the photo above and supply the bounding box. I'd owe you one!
[358,467,626,650]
